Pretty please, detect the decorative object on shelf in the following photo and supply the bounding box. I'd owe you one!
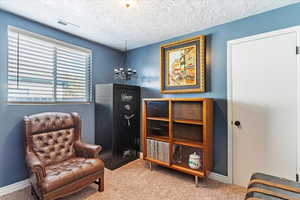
[189,152,201,169]
[160,36,206,93]
[173,145,183,164]
[114,41,137,81]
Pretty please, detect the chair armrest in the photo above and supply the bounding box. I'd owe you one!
[74,141,102,158]
[26,152,46,183]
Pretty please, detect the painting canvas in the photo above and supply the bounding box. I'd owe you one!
[167,45,197,87]
[160,35,206,93]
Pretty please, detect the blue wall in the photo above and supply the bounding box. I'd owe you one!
[128,3,300,176]
[0,10,122,187]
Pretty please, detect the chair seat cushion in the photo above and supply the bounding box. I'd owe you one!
[41,157,104,192]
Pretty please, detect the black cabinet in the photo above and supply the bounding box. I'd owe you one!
[95,84,140,170]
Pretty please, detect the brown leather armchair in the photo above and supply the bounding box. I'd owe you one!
[24,112,104,200]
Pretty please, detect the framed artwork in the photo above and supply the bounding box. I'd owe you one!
[160,35,205,93]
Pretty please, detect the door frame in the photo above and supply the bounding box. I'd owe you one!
[227,25,300,184]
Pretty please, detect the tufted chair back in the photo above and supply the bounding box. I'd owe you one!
[25,112,81,166]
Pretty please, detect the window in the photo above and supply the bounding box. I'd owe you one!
[7,26,92,103]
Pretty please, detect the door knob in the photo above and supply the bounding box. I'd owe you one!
[234,121,241,127]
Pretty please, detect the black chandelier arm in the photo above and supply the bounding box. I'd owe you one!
[114,41,138,81]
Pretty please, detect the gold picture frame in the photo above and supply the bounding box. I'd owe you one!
[160,35,205,93]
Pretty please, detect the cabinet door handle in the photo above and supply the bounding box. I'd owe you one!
[124,114,135,127]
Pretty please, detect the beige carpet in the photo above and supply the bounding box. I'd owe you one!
[0,159,246,200]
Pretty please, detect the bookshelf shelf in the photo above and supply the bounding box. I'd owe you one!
[147,136,169,142]
[171,164,205,177]
[173,119,203,125]
[144,158,205,177]
[143,98,213,183]
[173,139,203,148]
[147,117,170,122]
[144,157,170,167]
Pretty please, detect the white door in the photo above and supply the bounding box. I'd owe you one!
[228,28,300,187]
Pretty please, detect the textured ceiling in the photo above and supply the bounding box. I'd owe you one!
[0,0,299,50]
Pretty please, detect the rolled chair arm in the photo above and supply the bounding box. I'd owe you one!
[26,152,46,184]
[74,141,102,158]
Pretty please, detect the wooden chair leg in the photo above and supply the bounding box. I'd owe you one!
[98,174,104,192]
[31,185,40,200]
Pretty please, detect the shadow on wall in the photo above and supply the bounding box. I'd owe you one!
[0,119,28,186]
[141,87,161,98]
[213,98,228,176]
[206,34,212,93]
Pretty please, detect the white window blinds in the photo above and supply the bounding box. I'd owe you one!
[7,27,91,103]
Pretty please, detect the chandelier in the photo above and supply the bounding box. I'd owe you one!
[114,41,137,81]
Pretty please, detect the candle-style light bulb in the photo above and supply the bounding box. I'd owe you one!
[123,0,134,8]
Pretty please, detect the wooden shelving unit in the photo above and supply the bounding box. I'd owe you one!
[143,98,213,185]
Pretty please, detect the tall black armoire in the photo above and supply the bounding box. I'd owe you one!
[95,84,140,170]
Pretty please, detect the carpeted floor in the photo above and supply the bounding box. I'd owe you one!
[0,159,246,200]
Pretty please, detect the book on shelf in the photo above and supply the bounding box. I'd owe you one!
[151,139,155,159]
[147,139,150,158]
[163,142,170,163]
[158,142,163,161]
[146,139,169,163]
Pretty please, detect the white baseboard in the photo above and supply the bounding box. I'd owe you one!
[0,179,30,197]
[208,172,232,184]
